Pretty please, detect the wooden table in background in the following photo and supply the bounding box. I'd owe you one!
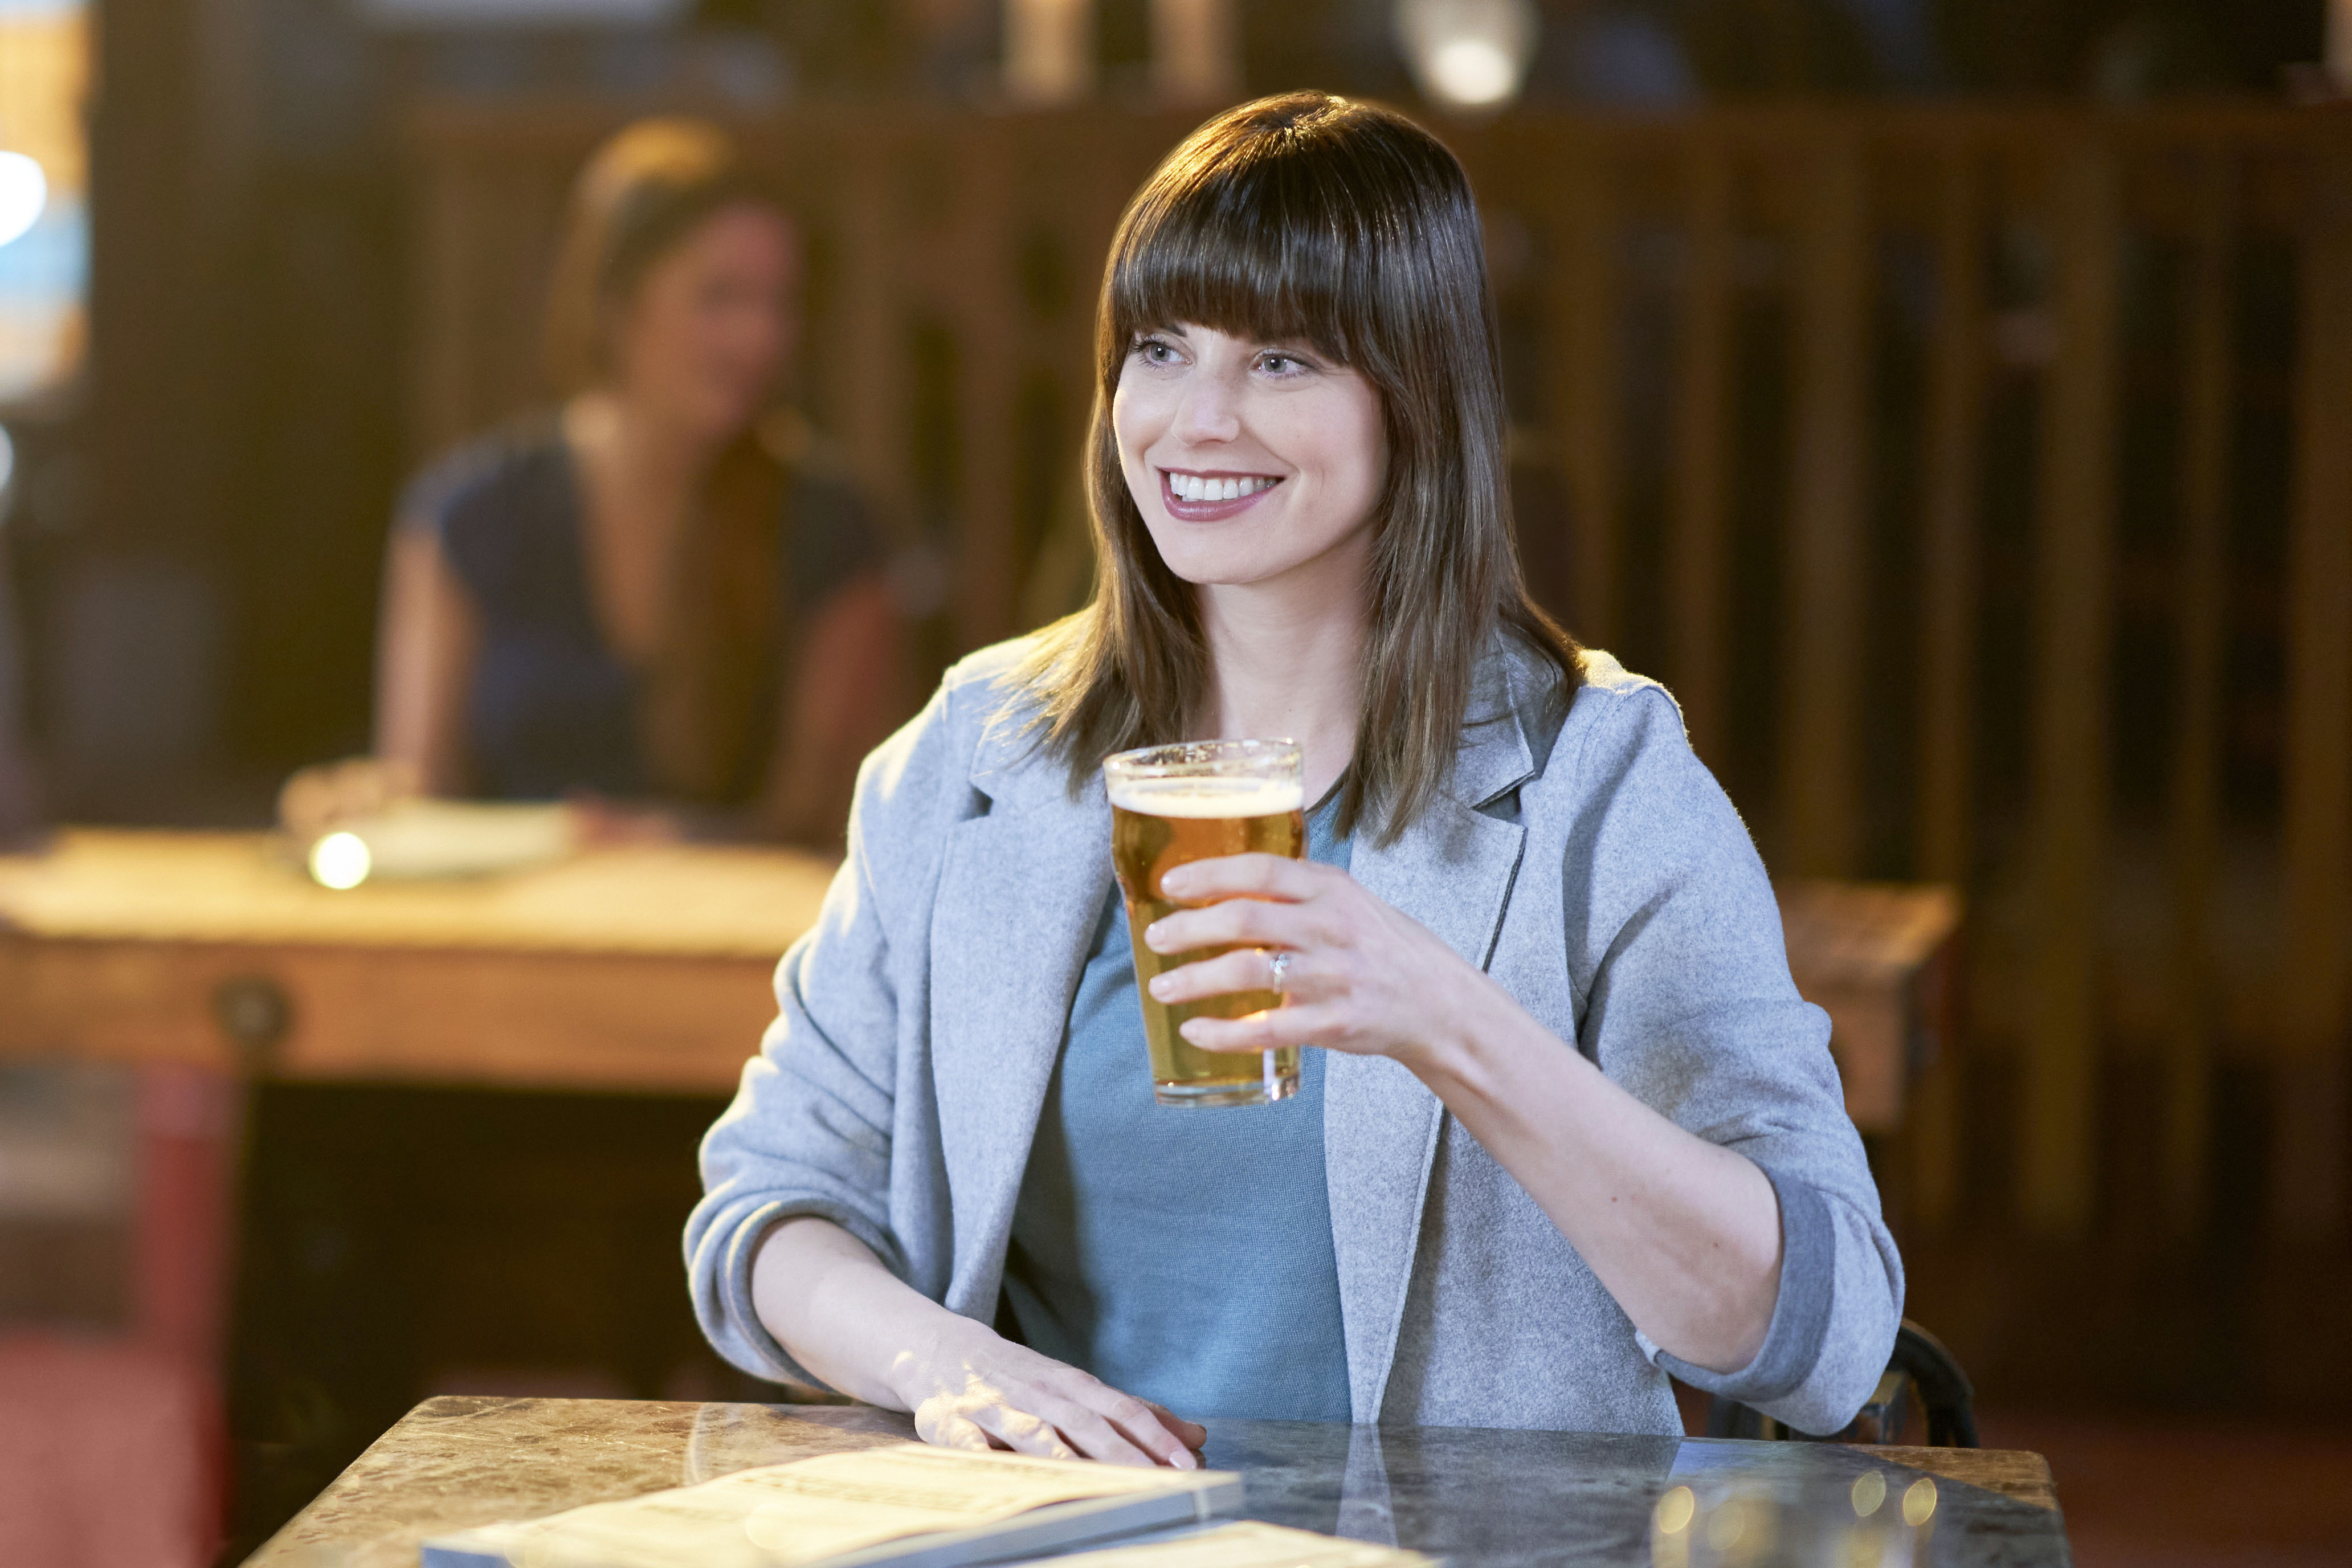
[0,830,836,1093]
[0,835,1957,1124]
[1778,879,1964,1134]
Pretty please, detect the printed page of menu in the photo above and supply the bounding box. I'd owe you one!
[421,1442,1240,1568]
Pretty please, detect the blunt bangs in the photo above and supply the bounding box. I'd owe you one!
[1101,95,1481,388]
[1107,138,1374,373]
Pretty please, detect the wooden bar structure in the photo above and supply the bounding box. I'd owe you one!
[0,833,833,1095]
[1781,131,1872,879]
[1549,135,1622,651]
[398,103,2352,1241]
[0,834,1928,1138]
[1908,146,1986,1230]
[2022,137,2122,1238]
[1667,133,1734,767]
[2278,131,2352,1243]
[2164,152,2236,1238]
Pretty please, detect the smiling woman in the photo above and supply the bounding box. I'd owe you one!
[688,92,1902,1464]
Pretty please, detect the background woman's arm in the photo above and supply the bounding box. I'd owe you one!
[375,519,477,794]
[281,520,477,836]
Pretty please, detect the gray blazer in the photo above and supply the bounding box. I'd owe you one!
[688,638,1903,1437]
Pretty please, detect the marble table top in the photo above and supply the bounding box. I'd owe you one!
[244,1397,2067,1568]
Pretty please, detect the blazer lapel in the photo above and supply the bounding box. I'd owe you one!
[928,763,1112,1318]
[1326,654,1537,1420]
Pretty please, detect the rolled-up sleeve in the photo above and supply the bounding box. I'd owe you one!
[683,689,950,1387]
[1565,681,1905,1436]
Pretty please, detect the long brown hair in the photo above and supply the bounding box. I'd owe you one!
[1017,91,1582,844]
[541,119,800,808]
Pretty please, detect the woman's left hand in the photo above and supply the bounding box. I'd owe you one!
[1141,853,1496,1071]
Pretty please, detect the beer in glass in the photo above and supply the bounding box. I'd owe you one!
[1104,740,1305,1107]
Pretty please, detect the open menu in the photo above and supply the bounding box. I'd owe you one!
[420,1442,1243,1568]
[1003,1520,1439,1568]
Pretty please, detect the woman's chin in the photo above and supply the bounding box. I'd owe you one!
[1154,554,1295,590]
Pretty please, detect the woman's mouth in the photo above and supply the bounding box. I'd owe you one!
[1161,468,1281,521]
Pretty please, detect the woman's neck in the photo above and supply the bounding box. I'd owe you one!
[564,390,717,500]
[562,390,724,665]
[1195,542,1369,807]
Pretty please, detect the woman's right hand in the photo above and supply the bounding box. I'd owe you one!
[886,1312,1205,1469]
[753,1215,1204,1469]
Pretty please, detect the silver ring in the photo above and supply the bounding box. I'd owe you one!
[1265,950,1292,995]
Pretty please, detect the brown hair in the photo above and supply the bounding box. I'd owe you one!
[1017,91,1582,844]
[540,120,801,813]
[540,117,785,395]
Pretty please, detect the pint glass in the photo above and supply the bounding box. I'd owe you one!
[1103,739,1305,1107]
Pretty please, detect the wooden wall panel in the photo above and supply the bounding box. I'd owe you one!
[1909,139,1986,1231]
[1666,137,1734,762]
[395,104,2352,1242]
[2277,141,2352,1244]
[1548,137,1622,651]
[1780,134,1872,879]
[2022,137,2121,1237]
[2163,151,2237,1238]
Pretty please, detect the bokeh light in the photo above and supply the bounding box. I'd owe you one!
[308,831,372,890]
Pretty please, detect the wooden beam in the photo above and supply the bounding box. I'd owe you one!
[1781,133,1873,877]
[952,125,1022,651]
[836,132,912,539]
[2275,140,2352,1243]
[2164,150,2236,1239]
[1910,136,1987,1231]
[1668,134,1734,763]
[2021,137,2122,1237]
[1550,137,1623,652]
[1916,143,1986,890]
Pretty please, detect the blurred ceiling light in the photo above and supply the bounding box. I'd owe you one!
[1394,0,1539,111]
[352,0,682,28]
[0,153,47,251]
[1152,0,1237,107]
[1004,0,1095,106]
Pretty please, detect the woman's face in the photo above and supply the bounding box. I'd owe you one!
[608,202,798,443]
[1113,323,1387,592]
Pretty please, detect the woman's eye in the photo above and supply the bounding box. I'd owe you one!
[1259,352,1307,375]
[1136,337,1178,365]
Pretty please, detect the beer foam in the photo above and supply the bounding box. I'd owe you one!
[1107,775,1304,818]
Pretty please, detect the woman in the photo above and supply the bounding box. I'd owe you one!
[688,93,1900,1461]
[285,119,903,847]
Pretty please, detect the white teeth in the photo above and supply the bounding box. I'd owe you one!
[1169,473,1273,504]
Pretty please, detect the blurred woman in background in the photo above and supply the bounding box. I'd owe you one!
[284,118,903,847]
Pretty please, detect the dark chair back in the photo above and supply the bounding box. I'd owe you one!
[1887,1320,1977,1448]
[1705,1318,1977,1447]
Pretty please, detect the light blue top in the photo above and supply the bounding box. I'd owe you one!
[1001,788,1353,1422]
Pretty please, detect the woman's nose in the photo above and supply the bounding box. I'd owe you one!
[1171,373,1243,443]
